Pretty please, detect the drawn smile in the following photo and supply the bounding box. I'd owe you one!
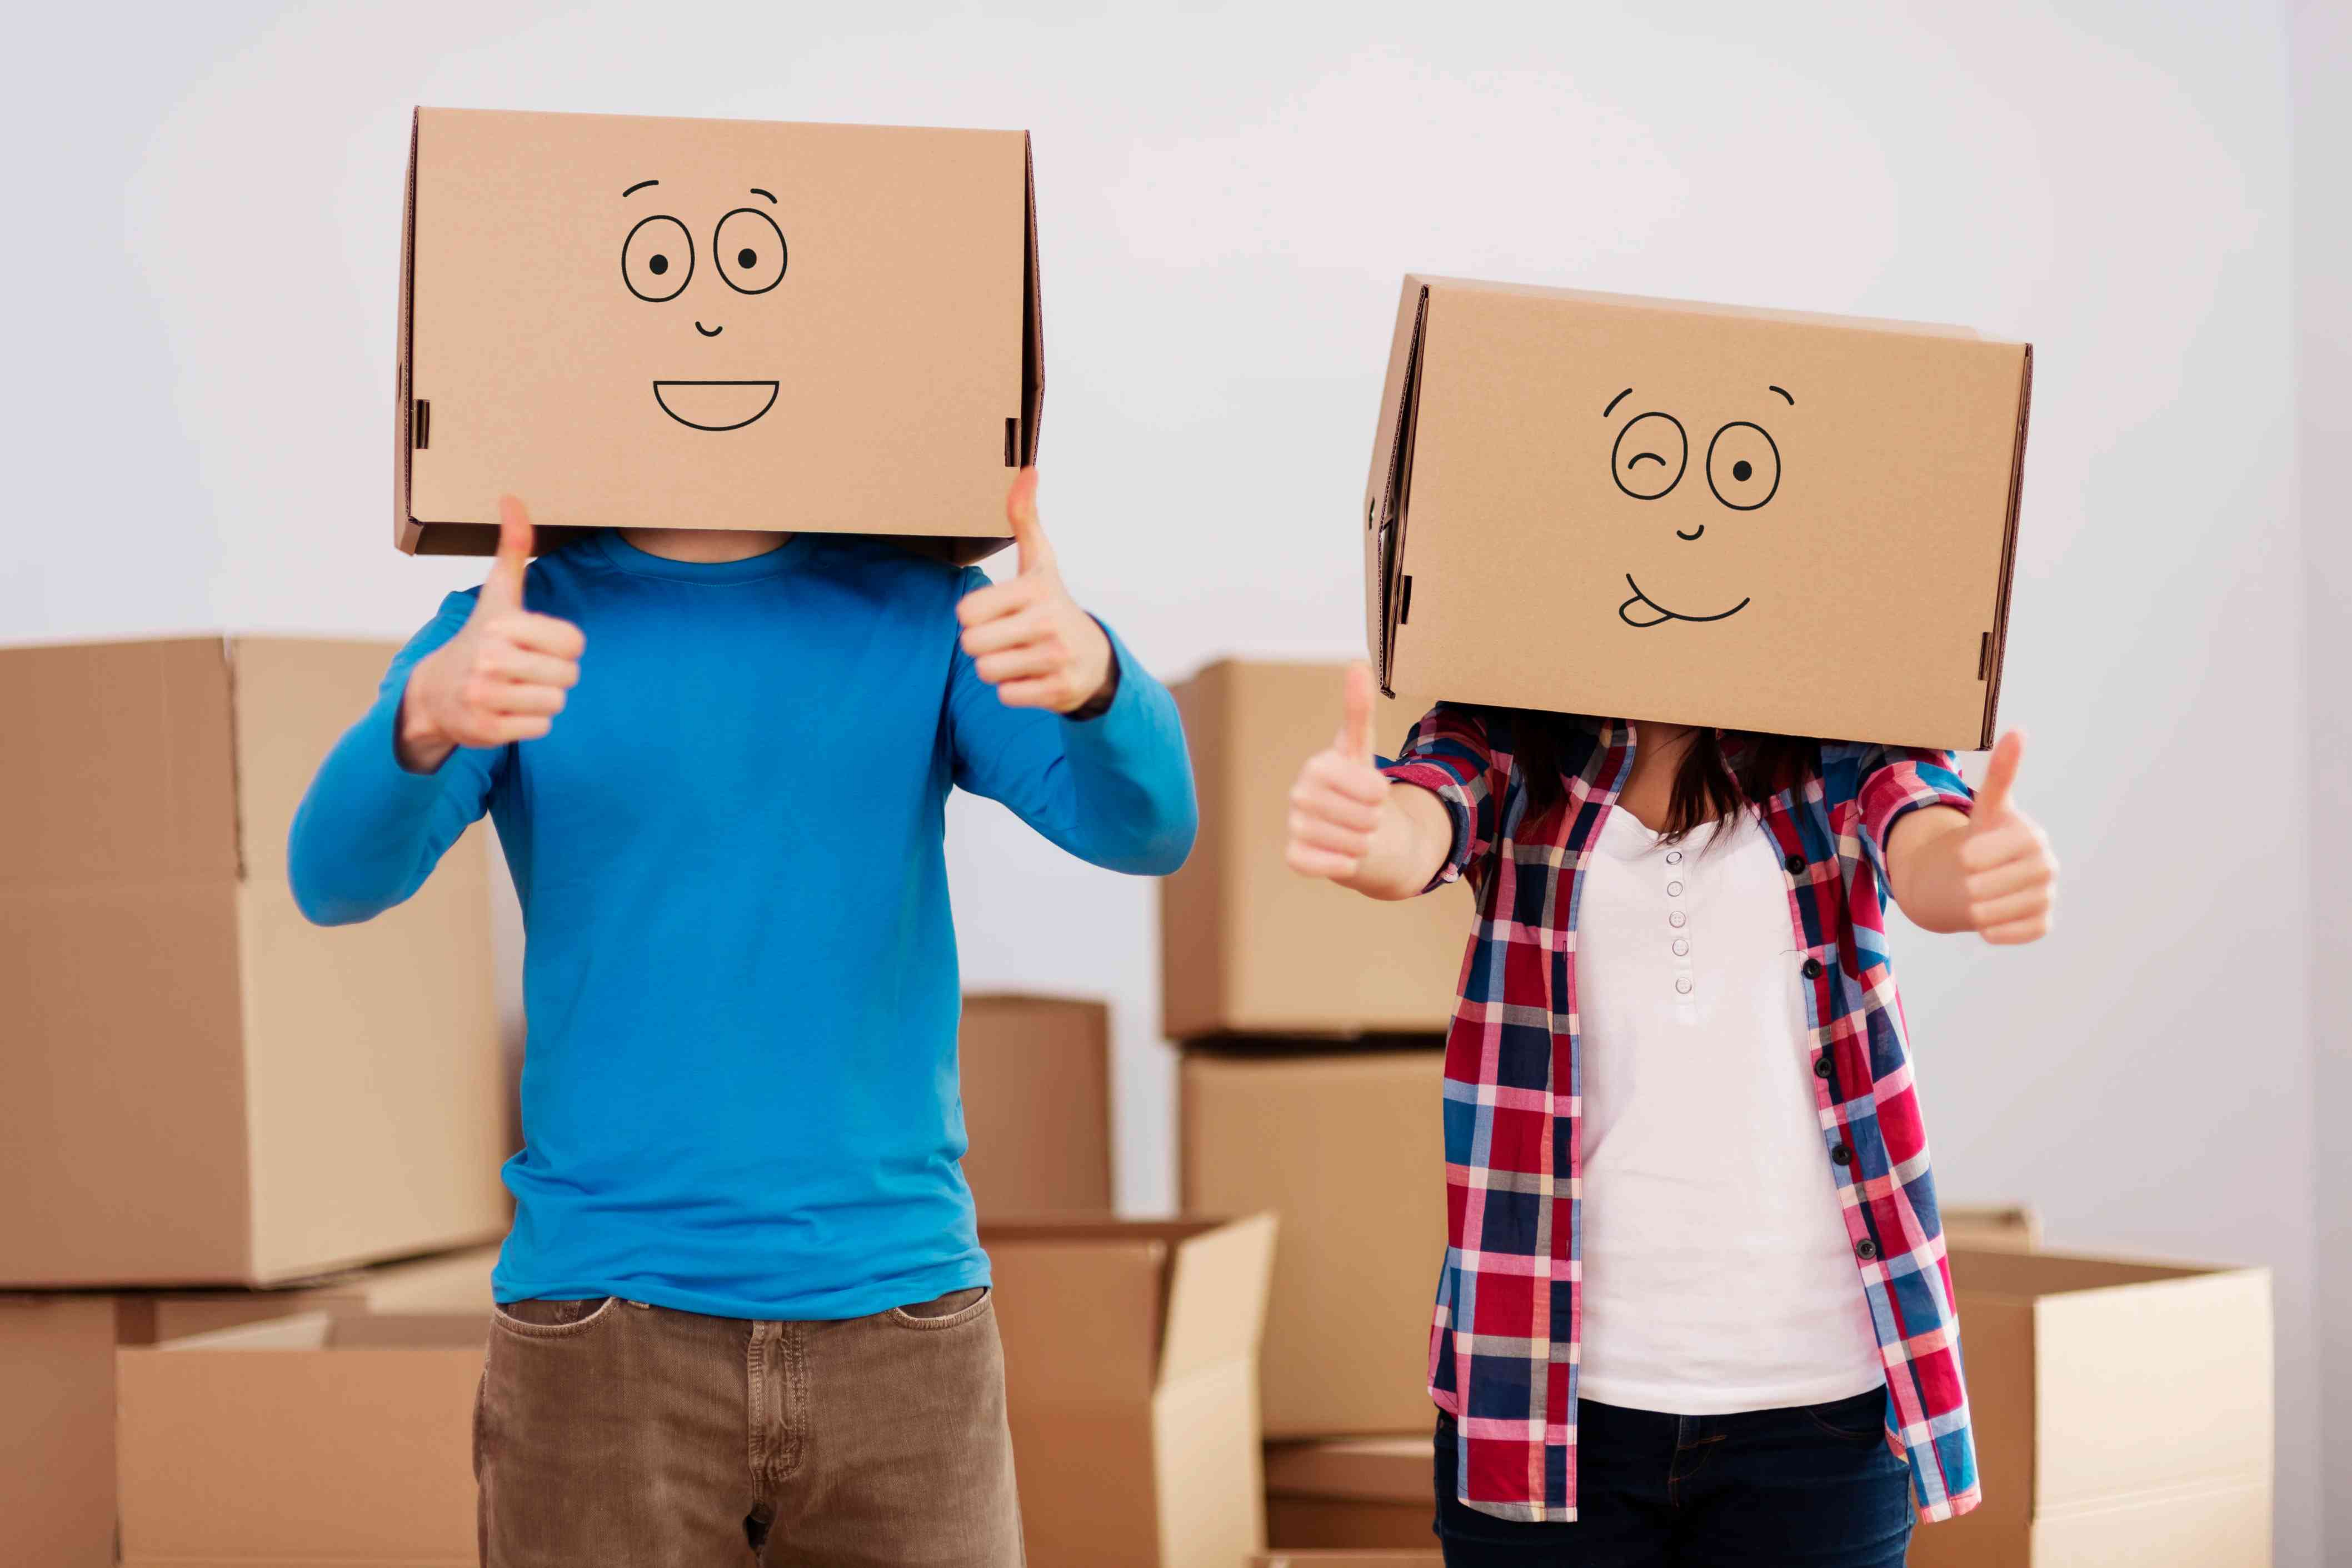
[695,322,723,337]
[652,379,778,431]
[1619,573,1750,628]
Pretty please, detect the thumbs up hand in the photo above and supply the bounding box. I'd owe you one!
[956,469,1115,713]
[1957,730,2058,944]
[1284,663,1391,882]
[396,496,587,773]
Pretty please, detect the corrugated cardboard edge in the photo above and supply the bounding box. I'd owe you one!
[396,109,422,556]
[1979,343,2033,750]
[1364,284,1429,697]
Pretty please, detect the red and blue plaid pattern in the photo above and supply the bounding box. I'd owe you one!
[1382,705,1982,1526]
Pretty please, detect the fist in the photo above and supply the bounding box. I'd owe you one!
[1285,664,1389,882]
[398,496,586,771]
[957,470,1115,713]
[1960,730,2059,945]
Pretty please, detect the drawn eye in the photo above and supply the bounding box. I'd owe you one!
[1610,412,1687,500]
[715,208,787,294]
[1706,422,1780,510]
[622,214,693,302]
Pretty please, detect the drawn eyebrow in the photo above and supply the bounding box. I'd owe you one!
[622,179,659,198]
[1769,385,1794,405]
[748,187,776,204]
[1603,388,1633,418]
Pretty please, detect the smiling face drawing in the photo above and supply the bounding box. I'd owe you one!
[1602,383,1791,627]
[620,178,787,431]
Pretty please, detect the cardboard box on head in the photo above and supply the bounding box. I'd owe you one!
[1365,278,2031,751]
[397,107,1042,562]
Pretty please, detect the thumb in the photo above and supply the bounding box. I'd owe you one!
[1336,662,1376,765]
[1007,467,1053,577]
[481,496,533,614]
[1974,729,2025,822]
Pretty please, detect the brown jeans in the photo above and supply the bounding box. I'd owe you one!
[475,1287,1023,1567]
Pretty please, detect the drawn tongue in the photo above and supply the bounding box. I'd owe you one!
[1618,587,1673,628]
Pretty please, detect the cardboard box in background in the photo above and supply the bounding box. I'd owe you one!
[1364,279,2031,749]
[0,638,511,1287]
[0,1246,498,1568]
[1941,1203,2044,1251]
[986,1215,1277,1568]
[1252,1555,1441,1567]
[116,1312,488,1568]
[399,108,1040,562]
[1906,1248,2273,1568]
[1165,660,1471,1038]
[959,995,1113,1215]
[1181,1047,1446,1437]
[1263,1436,1432,1550]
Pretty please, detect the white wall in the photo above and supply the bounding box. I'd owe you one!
[7,3,2324,1561]
[2291,0,2350,1551]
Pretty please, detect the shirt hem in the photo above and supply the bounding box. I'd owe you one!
[492,1255,992,1322]
[1575,1364,1887,1416]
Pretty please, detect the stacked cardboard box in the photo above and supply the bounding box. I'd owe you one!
[1160,659,1470,1555]
[958,993,1115,1216]
[0,635,513,1565]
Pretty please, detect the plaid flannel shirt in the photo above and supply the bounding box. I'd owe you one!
[1382,704,1983,1526]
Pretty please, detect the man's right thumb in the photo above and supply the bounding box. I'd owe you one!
[483,496,534,611]
[1338,662,1376,763]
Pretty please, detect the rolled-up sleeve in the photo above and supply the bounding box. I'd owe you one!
[1379,701,1504,893]
[1854,746,1975,897]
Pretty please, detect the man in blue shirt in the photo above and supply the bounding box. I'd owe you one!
[289,473,1194,1566]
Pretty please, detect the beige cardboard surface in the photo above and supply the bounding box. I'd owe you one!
[1163,660,1471,1038]
[400,108,1039,560]
[1182,1047,1446,1436]
[1264,1434,1434,1550]
[958,993,1113,1215]
[0,637,509,1286]
[117,1314,487,1566]
[1254,1556,1442,1567]
[987,1215,1276,1568]
[1905,1247,2273,1568]
[1364,278,2030,750]
[1942,1203,2043,1250]
[1,1296,117,1568]
[0,1286,350,1568]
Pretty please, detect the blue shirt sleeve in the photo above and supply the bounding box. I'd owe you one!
[286,592,508,926]
[944,574,1197,877]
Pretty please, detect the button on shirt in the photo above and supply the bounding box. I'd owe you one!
[1575,807,1889,1418]
[1382,706,1979,1526]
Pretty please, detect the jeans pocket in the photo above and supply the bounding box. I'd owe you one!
[887,1286,992,1331]
[1802,1388,1891,1444]
[490,1296,618,1339]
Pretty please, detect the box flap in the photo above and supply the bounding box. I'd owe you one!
[2033,1267,2271,1509]
[118,1316,483,1562]
[396,107,422,555]
[0,638,238,890]
[402,108,1030,558]
[1362,285,1429,697]
[1157,1212,1277,1388]
[1979,343,2033,748]
[986,1229,1172,1410]
[1263,1436,1430,1502]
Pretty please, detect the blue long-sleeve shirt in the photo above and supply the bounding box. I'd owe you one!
[288,530,1195,1319]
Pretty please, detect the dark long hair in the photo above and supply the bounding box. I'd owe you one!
[1495,708,1820,845]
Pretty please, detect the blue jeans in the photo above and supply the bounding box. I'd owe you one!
[1432,1389,1915,1567]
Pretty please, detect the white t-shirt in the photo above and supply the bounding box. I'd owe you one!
[1574,805,1886,1415]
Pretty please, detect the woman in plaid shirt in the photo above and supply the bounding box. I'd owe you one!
[1285,666,2057,1567]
